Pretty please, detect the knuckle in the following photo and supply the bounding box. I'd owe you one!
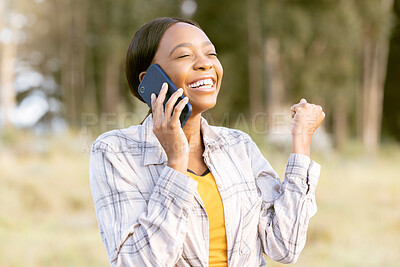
[167,123,177,131]
[175,104,184,111]
[162,120,168,128]
[157,94,165,102]
[171,121,180,128]
[165,103,173,110]
[153,124,161,131]
[169,121,178,128]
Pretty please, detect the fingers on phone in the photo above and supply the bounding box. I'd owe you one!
[171,97,189,124]
[155,83,167,110]
[151,93,156,109]
[151,83,167,124]
[165,88,184,119]
[157,84,168,113]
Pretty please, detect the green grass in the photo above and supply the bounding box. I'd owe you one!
[1,130,399,266]
[266,144,400,267]
[0,130,108,267]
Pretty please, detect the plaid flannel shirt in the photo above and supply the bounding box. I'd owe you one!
[89,114,321,266]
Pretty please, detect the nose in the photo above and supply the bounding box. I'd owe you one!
[193,55,213,71]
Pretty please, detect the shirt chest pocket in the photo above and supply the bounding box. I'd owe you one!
[239,195,262,255]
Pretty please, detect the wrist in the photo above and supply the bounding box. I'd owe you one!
[167,157,189,175]
[292,134,312,158]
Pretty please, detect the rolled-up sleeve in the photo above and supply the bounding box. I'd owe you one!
[247,137,321,264]
[89,140,198,266]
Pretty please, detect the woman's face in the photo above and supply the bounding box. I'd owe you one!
[150,22,223,115]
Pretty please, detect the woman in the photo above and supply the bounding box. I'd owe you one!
[89,17,325,266]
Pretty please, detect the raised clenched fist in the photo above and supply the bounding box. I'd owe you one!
[290,98,325,157]
[290,98,325,136]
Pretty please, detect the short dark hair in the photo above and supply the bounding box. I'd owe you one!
[125,17,201,103]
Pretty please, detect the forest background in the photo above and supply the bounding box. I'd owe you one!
[0,0,399,266]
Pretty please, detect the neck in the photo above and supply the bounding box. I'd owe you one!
[183,113,204,153]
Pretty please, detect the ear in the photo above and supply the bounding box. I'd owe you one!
[139,71,146,82]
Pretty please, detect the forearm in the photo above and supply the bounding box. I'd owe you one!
[291,134,312,158]
[259,154,320,263]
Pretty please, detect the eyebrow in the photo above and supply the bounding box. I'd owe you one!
[169,41,214,56]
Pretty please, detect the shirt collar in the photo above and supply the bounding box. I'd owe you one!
[200,115,228,150]
[140,114,227,166]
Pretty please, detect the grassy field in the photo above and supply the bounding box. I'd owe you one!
[1,130,399,267]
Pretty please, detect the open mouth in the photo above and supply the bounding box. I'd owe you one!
[187,78,215,89]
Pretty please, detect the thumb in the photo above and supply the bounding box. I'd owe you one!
[300,98,307,104]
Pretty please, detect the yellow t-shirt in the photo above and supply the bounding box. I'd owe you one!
[187,170,228,267]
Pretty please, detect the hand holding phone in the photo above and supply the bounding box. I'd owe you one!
[138,64,191,174]
[150,79,190,174]
[138,64,192,127]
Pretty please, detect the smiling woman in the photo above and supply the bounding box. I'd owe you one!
[89,17,325,267]
[148,22,222,117]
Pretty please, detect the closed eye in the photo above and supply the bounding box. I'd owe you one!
[177,54,191,59]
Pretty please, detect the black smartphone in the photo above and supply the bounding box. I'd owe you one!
[138,64,192,128]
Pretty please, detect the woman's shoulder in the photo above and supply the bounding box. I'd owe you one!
[207,123,254,146]
[91,124,143,154]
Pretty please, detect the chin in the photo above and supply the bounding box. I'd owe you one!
[191,101,217,115]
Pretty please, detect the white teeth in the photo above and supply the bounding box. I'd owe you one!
[188,78,214,88]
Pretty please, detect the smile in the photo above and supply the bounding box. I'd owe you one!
[187,78,215,90]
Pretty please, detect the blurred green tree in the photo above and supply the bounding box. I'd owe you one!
[261,0,362,148]
[0,0,17,128]
[1,0,398,150]
[194,0,250,124]
[383,0,400,142]
[356,0,394,151]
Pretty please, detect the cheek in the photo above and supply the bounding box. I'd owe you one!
[216,61,223,79]
[150,63,187,96]
[165,66,189,87]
